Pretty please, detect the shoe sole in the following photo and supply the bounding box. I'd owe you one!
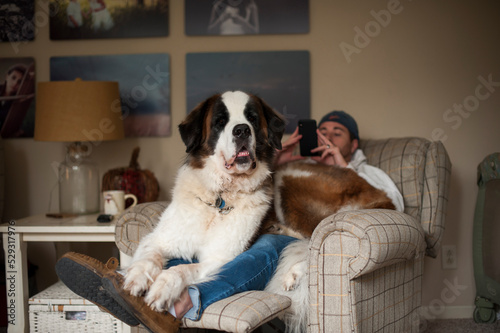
[55,256,140,327]
[102,277,155,333]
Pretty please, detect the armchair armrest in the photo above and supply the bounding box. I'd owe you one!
[309,209,426,279]
[308,209,426,332]
[115,202,169,257]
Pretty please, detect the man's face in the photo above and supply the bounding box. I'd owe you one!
[5,70,23,96]
[318,121,358,162]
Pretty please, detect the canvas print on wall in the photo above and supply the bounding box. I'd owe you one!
[185,0,309,36]
[0,57,36,138]
[0,1,35,42]
[51,53,171,137]
[49,0,169,40]
[186,51,310,133]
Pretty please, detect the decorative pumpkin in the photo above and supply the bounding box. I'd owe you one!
[102,147,159,206]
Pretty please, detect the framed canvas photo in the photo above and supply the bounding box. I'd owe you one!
[51,53,171,137]
[0,57,36,138]
[186,50,310,133]
[49,0,169,40]
[185,0,309,36]
[0,0,35,42]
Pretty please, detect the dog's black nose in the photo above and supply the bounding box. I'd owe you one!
[233,124,251,139]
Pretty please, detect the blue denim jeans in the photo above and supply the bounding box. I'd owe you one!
[166,234,297,320]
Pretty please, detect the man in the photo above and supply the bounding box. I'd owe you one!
[278,110,404,211]
[56,110,404,332]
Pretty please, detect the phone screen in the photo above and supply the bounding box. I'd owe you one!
[298,119,320,156]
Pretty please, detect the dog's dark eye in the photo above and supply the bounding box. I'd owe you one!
[215,116,227,127]
[244,105,259,126]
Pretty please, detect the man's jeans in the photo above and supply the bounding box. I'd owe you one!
[167,234,297,320]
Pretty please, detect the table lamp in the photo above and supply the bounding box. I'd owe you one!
[34,78,124,215]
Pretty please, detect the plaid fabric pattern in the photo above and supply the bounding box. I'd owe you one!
[115,201,167,256]
[308,210,426,333]
[182,291,291,332]
[421,142,452,257]
[361,137,451,257]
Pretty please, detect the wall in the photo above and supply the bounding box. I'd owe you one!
[1,0,499,318]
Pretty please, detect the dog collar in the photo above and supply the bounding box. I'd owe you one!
[197,195,234,215]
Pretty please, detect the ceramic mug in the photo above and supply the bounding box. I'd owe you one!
[103,190,138,215]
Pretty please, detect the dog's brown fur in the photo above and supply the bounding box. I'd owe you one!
[264,161,396,238]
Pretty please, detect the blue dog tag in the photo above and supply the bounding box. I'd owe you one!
[218,198,225,209]
[215,196,225,209]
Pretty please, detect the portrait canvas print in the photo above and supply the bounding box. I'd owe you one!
[49,0,169,40]
[0,0,35,42]
[186,51,310,133]
[0,57,36,138]
[51,53,171,137]
[185,0,309,36]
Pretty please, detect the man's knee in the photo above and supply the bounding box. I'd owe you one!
[253,234,298,253]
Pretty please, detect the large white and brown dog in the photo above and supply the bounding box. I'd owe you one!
[264,161,396,332]
[123,91,285,311]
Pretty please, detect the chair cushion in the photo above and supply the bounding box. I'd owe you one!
[182,291,291,332]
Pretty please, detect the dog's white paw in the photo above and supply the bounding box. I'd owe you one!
[144,269,185,312]
[282,262,305,291]
[283,272,299,291]
[124,259,162,296]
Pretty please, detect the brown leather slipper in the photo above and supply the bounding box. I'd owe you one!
[55,252,139,327]
[102,271,181,333]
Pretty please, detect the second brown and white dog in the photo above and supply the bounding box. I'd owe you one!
[264,161,396,332]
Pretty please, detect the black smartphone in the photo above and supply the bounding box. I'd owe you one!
[298,119,320,156]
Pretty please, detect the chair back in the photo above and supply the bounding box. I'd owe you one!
[361,137,452,257]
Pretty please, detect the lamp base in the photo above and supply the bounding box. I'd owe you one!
[59,142,100,215]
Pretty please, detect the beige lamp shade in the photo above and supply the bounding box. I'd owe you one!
[35,78,125,142]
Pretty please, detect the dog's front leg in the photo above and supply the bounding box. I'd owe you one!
[145,263,202,312]
[124,242,165,297]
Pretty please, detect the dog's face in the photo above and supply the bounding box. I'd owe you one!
[179,91,285,175]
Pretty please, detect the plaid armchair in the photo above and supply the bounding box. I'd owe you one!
[114,137,451,332]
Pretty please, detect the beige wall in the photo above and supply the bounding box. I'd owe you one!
[2,0,499,317]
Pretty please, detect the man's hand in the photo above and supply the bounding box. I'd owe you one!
[274,127,305,166]
[311,130,348,167]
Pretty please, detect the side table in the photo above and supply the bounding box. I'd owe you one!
[0,214,130,333]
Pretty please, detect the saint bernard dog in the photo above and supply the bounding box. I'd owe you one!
[123,91,285,311]
[264,161,396,332]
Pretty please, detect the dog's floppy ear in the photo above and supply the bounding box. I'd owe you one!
[179,95,218,153]
[257,98,285,150]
